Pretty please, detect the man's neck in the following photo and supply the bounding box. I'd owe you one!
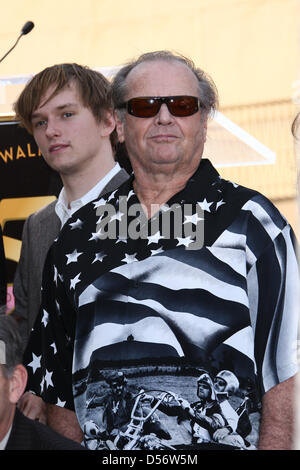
[132,161,200,218]
[61,158,116,205]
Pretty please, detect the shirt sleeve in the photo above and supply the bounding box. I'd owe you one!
[12,217,30,343]
[23,244,75,410]
[247,222,299,396]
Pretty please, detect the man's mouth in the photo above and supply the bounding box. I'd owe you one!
[49,144,69,153]
[149,135,178,142]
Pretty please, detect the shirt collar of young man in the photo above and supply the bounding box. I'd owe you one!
[55,162,121,227]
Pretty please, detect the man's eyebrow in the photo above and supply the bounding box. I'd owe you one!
[31,102,79,119]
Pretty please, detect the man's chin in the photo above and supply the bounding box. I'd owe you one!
[150,154,182,166]
[49,162,75,176]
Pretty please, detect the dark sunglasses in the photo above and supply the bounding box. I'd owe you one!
[119,95,202,118]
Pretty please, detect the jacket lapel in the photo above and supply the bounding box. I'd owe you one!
[100,168,129,196]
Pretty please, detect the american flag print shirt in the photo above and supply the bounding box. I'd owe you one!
[24,159,299,450]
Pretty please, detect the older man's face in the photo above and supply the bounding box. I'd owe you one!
[116,60,207,176]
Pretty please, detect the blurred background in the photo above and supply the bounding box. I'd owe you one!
[0,0,299,231]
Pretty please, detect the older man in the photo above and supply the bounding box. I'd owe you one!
[24,51,299,450]
[0,312,85,449]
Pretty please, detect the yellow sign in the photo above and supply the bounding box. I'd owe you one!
[0,196,56,263]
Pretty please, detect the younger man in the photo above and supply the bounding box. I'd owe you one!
[12,63,128,427]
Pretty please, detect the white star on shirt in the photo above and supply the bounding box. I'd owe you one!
[92,252,107,263]
[110,211,124,222]
[183,213,204,225]
[93,197,107,209]
[66,249,83,265]
[53,265,58,284]
[107,190,117,202]
[89,232,100,241]
[197,199,213,212]
[122,253,138,264]
[50,342,57,354]
[69,218,83,230]
[41,310,49,327]
[40,376,45,392]
[176,236,194,247]
[55,300,61,316]
[27,353,41,374]
[216,199,226,210]
[151,247,164,256]
[116,236,128,244]
[147,231,164,245]
[127,189,135,201]
[53,266,63,285]
[45,369,54,389]
[96,226,106,238]
[70,273,81,289]
[96,213,105,225]
[56,397,66,407]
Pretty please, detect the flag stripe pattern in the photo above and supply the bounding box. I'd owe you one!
[23,159,299,449]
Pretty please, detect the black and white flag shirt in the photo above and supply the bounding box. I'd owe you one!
[24,159,299,450]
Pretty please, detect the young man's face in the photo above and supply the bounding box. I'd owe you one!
[31,81,114,177]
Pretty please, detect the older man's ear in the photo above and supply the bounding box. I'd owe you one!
[8,364,27,405]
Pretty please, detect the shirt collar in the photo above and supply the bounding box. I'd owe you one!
[116,158,221,203]
[55,163,121,226]
[0,424,12,450]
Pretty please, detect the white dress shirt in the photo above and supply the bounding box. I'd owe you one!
[55,163,121,227]
[0,425,12,450]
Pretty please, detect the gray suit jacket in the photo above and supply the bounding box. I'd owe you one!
[12,168,129,350]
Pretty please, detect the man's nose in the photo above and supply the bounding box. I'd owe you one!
[155,103,174,124]
[45,119,61,138]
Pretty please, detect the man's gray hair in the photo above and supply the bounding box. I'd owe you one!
[0,309,23,378]
[112,50,219,117]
